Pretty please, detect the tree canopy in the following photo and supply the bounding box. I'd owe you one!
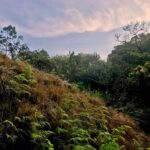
[0,25,28,59]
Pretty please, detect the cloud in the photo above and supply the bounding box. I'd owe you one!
[0,0,150,37]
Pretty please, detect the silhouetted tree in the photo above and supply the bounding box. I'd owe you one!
[115,22,149,52]
[0,25,29,59]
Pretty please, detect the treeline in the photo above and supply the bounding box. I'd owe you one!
[0,23,150,133]
[19,50,108,90]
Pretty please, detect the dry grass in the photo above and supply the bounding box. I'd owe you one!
[0,54,150,149]
[17,101,37,117]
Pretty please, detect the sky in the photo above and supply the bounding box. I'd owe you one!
[0,0,150,59]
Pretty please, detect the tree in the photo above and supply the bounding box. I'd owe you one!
[0,25,29,59]
[18,49,53,72]
[126,61,150,106]
[115,22,150,52]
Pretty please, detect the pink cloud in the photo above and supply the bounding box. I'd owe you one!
[0,0,150,37]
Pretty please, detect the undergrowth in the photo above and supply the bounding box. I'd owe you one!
[0,54,150,150]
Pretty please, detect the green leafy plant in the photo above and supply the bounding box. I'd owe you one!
[0,113,54,150]
[100,142,119,150]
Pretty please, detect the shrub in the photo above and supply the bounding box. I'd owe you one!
[0,114,54,150]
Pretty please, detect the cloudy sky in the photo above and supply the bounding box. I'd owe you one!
[0,0,150,58]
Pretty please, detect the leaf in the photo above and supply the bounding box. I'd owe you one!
[99,142,119,150]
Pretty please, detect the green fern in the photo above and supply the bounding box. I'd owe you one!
[99,142,119,150]
[73,145,96,150]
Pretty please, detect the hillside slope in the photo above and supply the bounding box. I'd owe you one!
[0,54,149,150]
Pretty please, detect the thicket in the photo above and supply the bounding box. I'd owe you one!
[16,23,150,134]
[0,54,149,149]
[0,23,150,149]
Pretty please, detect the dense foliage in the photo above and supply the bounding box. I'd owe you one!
[0,54,149,150]
[13,23,150,133]
[0,23,150,149]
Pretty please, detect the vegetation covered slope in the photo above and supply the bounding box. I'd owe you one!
[0,54,150,150]
[1,24,150,135]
